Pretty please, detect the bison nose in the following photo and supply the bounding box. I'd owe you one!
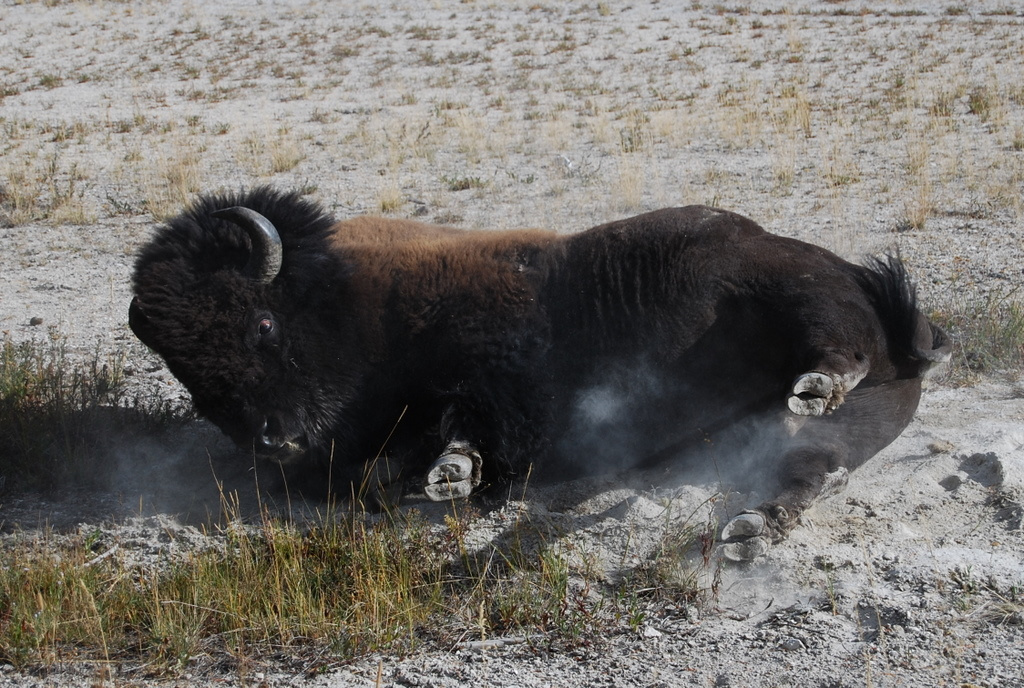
[258,417,285,450]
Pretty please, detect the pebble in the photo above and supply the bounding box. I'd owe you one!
[642,625,663,638]
[779,637,805,651]
[939,474,964,490]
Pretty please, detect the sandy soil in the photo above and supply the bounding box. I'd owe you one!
[1,1,1023,686]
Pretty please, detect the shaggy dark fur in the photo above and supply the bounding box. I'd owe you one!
[130,187,950,547]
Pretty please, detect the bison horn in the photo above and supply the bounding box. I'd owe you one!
[211,206,283,284]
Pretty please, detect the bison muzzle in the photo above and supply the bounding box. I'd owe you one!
[129,187,951,560]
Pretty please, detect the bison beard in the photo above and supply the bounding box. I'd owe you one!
[129,187,951,561]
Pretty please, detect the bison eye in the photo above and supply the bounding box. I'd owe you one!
[258,318,275,336]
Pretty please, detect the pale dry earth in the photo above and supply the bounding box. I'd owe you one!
[1,0,1023,686]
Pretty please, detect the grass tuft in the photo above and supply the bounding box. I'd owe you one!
[0,492,715,675]
[0,148,93,225]
[0,332,187,491]
[930,286,1024,382]
[0,507,448,673]
[441,174,488,192]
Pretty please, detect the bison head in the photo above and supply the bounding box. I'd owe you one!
[129,187,354,464]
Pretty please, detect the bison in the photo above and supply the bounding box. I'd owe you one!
[129,187,950,560]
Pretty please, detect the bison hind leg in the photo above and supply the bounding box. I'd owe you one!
[719,466,850,562]
[424,440,483,501]
[722,375,921,562]
[787,349,872,417]
[787,368,868,416]
[787,372,835,416]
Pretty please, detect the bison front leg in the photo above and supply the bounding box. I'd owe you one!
[422,372,546,501]
[424,440,483,501]
[360,455,406,509]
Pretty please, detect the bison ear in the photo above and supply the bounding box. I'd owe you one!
[128,297,158,348]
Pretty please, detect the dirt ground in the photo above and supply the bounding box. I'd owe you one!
[1,1,1023,686]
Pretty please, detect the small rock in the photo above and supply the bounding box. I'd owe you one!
[779,636,805,651]
[939,474,963,491]
[29,316,44,326]
[642,625,663,638]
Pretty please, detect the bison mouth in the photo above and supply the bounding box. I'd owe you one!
[217,410,324,466]
[252,417,310,465]
[254,437,309,465]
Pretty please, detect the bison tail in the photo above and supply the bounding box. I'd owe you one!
[857,255,951,375]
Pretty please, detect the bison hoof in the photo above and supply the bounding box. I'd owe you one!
[720,536,772,562]
[426,453,475,485]
[787,372,835,416]
[719,511,771,562]
[720,511,766,540]
[424,442,482,502]
[424,478,476,501]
